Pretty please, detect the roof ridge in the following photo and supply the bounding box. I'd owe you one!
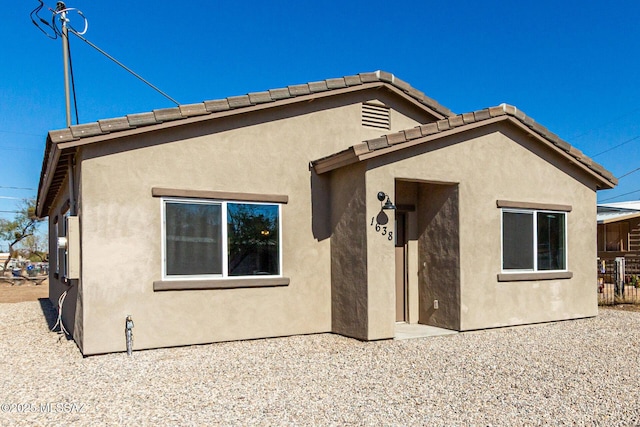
[47,71,454,145]
[357,103,616,186]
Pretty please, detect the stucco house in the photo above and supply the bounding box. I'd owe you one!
[37,71,616,355]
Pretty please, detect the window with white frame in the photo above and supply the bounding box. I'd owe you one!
[163,199,281,279]
[502,209,566,271]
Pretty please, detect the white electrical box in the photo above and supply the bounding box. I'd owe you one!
[66,216,80,279]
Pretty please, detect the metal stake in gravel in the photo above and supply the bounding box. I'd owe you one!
[125,315,134,356]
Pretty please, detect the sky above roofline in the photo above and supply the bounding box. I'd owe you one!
[2,0,640,235]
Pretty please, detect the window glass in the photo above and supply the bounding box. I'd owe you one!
[165,202,222,276]
[228,203,279,276]
[503,212,534,270]
[502,209,567,272]
[164,199,281,278]
[605,223,621,251]
[537,212,565,270]
[604,222,629,252]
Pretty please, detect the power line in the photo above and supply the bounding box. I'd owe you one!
[68,28,180,106]
[600,189,640,203]
[31,1,180,123]
[0,186,35,191]
[591,135,640,158]
[569,107,640,141]
[599,167,640,201]
[617,167,640,180]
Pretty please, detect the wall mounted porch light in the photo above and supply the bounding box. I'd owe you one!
[377,192,396,210]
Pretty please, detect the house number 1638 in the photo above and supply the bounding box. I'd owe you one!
[370,217,393,241]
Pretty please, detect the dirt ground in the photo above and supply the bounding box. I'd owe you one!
[601,303,640,312]
[0,279,49,303]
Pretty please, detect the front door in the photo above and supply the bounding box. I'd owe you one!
[395,212,407,322]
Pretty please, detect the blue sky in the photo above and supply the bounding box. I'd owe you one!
[2,0,640,230]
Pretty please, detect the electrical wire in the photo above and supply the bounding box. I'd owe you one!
[600,189,640,203]
[597,163,640,203]
[0,186,35,190]
[569,108,640,142]
[68,28,180,106]
[31,2,180,110]
[591,135,640,158]
[51,290,69,336]
[617,166,640,180]
[52,6,88,36]
[30,1,57,39]
[31,1,88,39]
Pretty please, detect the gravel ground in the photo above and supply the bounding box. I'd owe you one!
[1,301,639,426]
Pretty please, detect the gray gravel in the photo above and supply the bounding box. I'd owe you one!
[1,300,639,426]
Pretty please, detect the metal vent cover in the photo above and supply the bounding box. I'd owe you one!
[362,102,390,130]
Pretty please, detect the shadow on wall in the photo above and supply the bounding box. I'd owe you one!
[310,170,331,241]
[38,298,73,341]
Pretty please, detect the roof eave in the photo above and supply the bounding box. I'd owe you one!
[312,113,617,191]
[36,136,59,218]
[55,82,448,151]
[598,212,640,224]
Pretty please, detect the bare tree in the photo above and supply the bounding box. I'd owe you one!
[18,233,48,262]
[0,199,44,273]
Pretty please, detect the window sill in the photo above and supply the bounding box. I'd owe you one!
[153,277,290,291]
[497,271,573,282]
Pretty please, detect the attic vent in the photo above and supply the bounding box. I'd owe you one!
[362,102,390,130]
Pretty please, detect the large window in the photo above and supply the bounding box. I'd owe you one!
[502,209,566,272]
[163,199,281,279]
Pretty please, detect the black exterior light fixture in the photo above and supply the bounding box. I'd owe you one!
[377,191,396,210]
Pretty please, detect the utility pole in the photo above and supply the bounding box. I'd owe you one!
[57,1,72,128]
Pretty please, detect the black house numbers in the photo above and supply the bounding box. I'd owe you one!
[370,216,393,241]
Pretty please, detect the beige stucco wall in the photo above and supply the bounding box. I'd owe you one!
[417,183,461,330]
[70,90,431,354]
[330,163,368,339]
[365,122,600,332]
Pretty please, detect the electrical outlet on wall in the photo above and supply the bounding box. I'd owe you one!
[434,300,439,309]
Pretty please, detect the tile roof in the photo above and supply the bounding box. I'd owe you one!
[37,71,453,217]
[46,71,453,145]
[311,103,617,189]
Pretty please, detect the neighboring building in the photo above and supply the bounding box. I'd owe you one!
[597,201,640,277]
[0,253,24,271]
[37,71,616,355]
